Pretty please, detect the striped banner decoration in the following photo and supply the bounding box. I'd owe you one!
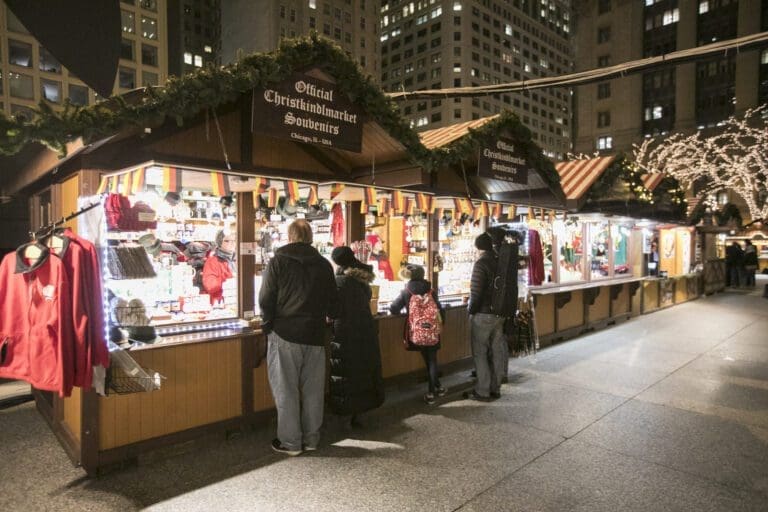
[254,177,268,194]
[453,198,463,215]
[416,193,430,212]
[427,196,436,214]
[162,166,182,193]
[109,176,119,194]
[492,203,502,219]
[391,190,404,213]
[548,210,556,223]
[405,197,415,215]
[435,207,444,219]
[131,167,145,195]
[211,172,231,197]
[378,198,391,215]
[360,200,369,214]
[364,187,377,206]
[121,172,133,195]
[507,204,517,219]
[330,183,345,200]
[527,208,534,221]
[478,201,490,218]
[268,187,279,208]
[284,180,300,205]
[97,176,108,194]
[463,198,474,214]
[306,184,319,206]
[252,191,262,209]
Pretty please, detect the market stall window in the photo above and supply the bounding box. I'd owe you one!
[611,223,633,276]
[554,217,585,282]
[437,212,484,301]
[587,221,611,280]
[102,167,239,347]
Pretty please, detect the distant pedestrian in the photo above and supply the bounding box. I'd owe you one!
[329,246,385,426]
[725,241,744,287]
[744,240,758,287]
[259,219,339,455]
[389,264,446,405]
[464,233,504,401]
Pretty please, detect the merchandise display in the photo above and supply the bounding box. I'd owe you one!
[437,218,483,299]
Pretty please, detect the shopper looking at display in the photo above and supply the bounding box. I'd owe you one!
[258,219,339,455]
[328,246,385,426]
[202,230,236,304]
[389,264,446,405]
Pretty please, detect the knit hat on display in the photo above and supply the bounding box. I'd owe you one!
[475,232,493,251]
[137,233,162,256]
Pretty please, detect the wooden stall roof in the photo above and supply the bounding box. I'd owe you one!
[642,173,665,191]
[555,155,616,209]
[420,115,566,209]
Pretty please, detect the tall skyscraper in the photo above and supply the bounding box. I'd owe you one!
[0,0,169,120]
[573,0,767,155]
[379,0,574,160]
[167,0,221,77]
[221,0,381,79]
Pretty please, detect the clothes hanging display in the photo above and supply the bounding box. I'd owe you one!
[331,202,345,247]
[0,204,109,397]
[527,229,545,286]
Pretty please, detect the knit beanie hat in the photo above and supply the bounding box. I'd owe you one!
[475,232,493,251]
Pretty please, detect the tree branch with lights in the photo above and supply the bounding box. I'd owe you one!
[632,106,768,223]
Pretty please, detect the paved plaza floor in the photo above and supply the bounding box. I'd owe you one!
[1,279,767,511]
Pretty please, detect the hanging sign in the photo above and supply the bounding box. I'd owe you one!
[477,138,529,184]
[252,73,363,152]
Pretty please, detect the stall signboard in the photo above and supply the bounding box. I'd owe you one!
[477,138,529,184]
[253,73,363,152]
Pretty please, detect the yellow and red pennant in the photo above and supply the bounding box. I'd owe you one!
[478,201,490,218]
[109,176,119,194]
[391,190,404,213]
[284,180,300,205]
[131,167,145,195]
[364,187,377,206]
[435,207,444,219]
[254,177,268,194]
[97,176,108,194]
[162,166,182,193]
[416,193,430,212]
[527,207,534,221]
[507,204,517,219]
[211,172,231,197]
[306,184,319,206]
[548,210,556,223]
[378,198,391,215]
[268,187,279,208]
[405,197,415,215]
[121,172,133,195]
[492,203,502,219]
[330,183,345,200]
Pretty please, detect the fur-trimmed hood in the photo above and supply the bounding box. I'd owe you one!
[343,266,376,284]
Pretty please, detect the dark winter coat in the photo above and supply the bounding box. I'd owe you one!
[389,278,445,351]
[468,251,497,315]
[258,242,338,346]
[329,267,385,415]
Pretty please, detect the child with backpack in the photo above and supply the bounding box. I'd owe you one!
[389,264,446,404]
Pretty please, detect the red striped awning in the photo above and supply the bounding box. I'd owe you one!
[419,115,499,149]
[555,156,616,201]
[641,173,664,192]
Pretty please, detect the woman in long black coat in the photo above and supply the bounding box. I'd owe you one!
[329,247,385,422]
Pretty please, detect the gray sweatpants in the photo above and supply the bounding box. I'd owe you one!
[470,313,507,396]
[267,332,326,451]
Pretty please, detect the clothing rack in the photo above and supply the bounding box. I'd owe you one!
[31,201,101,240]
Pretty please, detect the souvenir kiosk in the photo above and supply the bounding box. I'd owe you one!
[0,39,445,475]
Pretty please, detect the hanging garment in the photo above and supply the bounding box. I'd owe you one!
[0,244,75,396]
[331,202,345,247]
[528,229,545,286]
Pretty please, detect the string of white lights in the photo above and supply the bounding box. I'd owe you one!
[386,31,768,101]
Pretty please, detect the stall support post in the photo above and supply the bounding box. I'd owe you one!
[347,201,365,245]
[237,192,255,317]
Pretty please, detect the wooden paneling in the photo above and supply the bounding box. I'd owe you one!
[62,389,82,441]
[60,175,79,230]
[252,137,335,176]
[534,294,555,335]
[674,277,688,303]
[253,365,275,412]
[557,290,584,330]
[98,338,242,450]
[611,285,630,316]
[149,111,241,164]
[643,281,659,312]
[587,288,610,322]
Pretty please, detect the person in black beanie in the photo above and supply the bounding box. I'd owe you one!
[464,232,504,401]
[328,246,385,426]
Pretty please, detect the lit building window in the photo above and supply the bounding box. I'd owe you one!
[662,8,679,25]
[194,55,203,67]
[141,16,158,40]
[698,1,709,14]
[183,52,193,65]
[761,49,768,65]
[309,0,316,8]
[597,136,613,150]
[204,45,212,53]
[121,10,135,33]
[41,79,61,103]
[453,2,462,11]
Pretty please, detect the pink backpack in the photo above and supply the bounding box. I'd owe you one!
[406,288,442,346]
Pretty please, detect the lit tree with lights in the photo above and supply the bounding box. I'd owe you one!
[632,106,768,223]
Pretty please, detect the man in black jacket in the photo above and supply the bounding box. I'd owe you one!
[464,232,505,401]
[259,219,338,455]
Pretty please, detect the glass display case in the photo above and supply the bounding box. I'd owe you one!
[437,217,484,299]
[554,218,585,282]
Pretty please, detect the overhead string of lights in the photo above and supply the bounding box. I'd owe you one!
[386,31,768,101]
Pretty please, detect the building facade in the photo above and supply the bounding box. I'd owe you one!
[0,0,168,119]
[167,0,221,77]
[573,0,767,155]
[379,0,574,160]
[221,0,381,79]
